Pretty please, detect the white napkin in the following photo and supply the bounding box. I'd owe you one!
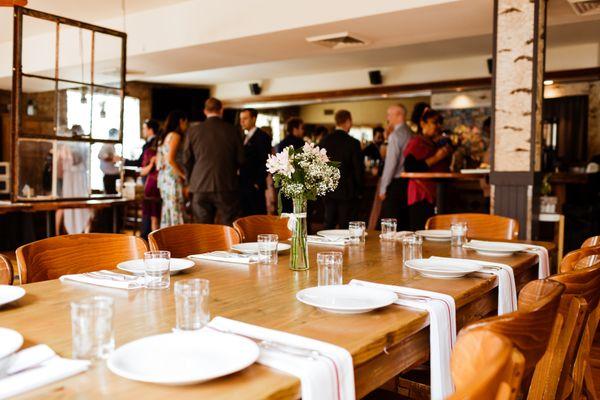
[59,270,143,289]
[469,240,550,278]
[307,235,347,246]
[208,316,355,400]
[188,251,258,264]
[0,346,90,399]
[430,256,517,315]
[349,279,456,400]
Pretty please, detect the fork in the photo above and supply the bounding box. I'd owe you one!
[84,271,138,281]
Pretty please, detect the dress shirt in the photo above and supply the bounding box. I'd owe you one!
[244,127,258,145]
[379,123,411,195]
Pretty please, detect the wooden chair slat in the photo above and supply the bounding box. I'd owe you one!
[425,213,519,240]
[148,223,240,258]
[582,235,600,248]
[0,254,13,285]
[233,215,291,243]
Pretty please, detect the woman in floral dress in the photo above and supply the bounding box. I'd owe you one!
[157,111,188,227]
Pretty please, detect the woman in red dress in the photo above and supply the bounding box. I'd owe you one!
[403,109,452,230]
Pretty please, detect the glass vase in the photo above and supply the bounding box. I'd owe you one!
[289,197,309,271]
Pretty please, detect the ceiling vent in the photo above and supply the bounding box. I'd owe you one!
[306,32,369,50]
[567,0,600,15]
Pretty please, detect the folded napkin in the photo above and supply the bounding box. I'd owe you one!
[430,256,517,315]
[189,251,258,264]
[307,235,347,246]
[208,316,355,400]
[0,345,90,399]
[349,279,455,400]
[59,270,143,290]
[469,240,550,279]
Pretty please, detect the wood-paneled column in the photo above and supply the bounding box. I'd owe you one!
[491,0,547,240]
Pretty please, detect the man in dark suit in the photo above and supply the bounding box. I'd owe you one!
[276,117,304,153]
[319,110,364,229]
[239,108,272,216]
[184,97,244,225]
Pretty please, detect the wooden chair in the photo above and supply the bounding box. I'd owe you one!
[460,279,564,392]
[16,234,148,284]
[233,215,291,242]
[0,254,14,285]
[425,213,519,240]
[582,235,600,248]
[449,330,525,400]
[148,223,240,258]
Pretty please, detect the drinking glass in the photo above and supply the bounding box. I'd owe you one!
[348,221,366,244]
[71,296,115,361]
[450,222,468,247]
[174,279,210,331]
[317,251,343,286]
[380,218,397,241]
[144,250,170,289]
[257,234,279,264]
[402,234,423,265]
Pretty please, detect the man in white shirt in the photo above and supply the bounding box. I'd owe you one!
[98,128,122,194]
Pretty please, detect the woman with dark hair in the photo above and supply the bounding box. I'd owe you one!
[157,111,188,227]
[403,109,452,230]
[409,101,430,133]
[140,119,161,237]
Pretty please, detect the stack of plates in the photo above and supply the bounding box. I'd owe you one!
[296,285,397,314]
[405,258,482,279]
[415,230,452,241]
[117,258,195,275]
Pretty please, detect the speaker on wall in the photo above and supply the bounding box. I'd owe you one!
[368,70,382,85]
[249,83,262,95]
[487,58,493,75]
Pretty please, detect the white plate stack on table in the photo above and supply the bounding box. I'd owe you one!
[188,251,258,265]
[464,240,550,278]
[59,270,144,290]
[0,285,26,307]
[117,258,195,275]
[415,230,452,242]
[349,280,456,400]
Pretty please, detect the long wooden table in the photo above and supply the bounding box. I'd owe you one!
[1,234,547,399]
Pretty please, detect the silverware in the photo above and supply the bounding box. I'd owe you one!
[84,271,138,281]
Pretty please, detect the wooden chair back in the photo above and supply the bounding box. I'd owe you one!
[561,244,600,271]
[233,215,291,242]
[582,235,600,248]
[0,254,13,285]
[425,213,519,240]
[461,279,564,386]
[449,330,525,400]
[16,234,149,284]
[148,224,240,258]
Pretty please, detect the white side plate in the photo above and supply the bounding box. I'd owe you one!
[405,258,482,279]
[117,258,195,276]
[296,285,397,314]
[0,285,26,307]
[463,241,528,257]
[0,328,23,360]
[231,242,291,254]
[415,230,452,241]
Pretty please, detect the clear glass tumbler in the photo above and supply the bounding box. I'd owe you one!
[450,222,468,247]
[144,250,170,289]
[174,279,210,331]
[71,296,115,361]
[317,251,343,286]
[380,218,398,241]
[257,234,279,264]
[348,221,366,244]
[402,234,423,265]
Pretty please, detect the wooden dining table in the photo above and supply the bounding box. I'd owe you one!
[0,233,550,399]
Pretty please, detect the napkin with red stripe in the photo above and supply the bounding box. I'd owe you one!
[208,317,355,400]
[349,280,455,400]
[469,240,550,278]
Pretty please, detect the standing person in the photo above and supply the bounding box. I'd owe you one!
[157,111,188,227]
[363,126,385,162]
[276,117,304,153]
[378,104,412,229]
[98,128,122,194]
[139,119,161,237]
[184,97,244,226]
[239,108,272,216]
[319,110,363,229]
[403,109,452,230]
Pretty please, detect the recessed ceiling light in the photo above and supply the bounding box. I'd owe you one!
[544,80,554,86]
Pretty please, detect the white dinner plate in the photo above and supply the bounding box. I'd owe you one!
[0,285,26,307]
[317,229,368,241]
[0,328,23,360]
[231,242,291,254]
[117,258,195,276]
[107,330,259,385]
[415,229,452,241]
[463,241,529,257]
[296,285,397,314]
[405,258,482,279]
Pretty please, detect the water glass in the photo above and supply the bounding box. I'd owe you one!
[380,218,397,241]
[257,234,279,264]
[402,234,423,265]
[144,250,170,289]
[71,296,115,361]
[348,221,366,244]
[317,251,343,286]
[175,279,210,331]
[450,222,468,247]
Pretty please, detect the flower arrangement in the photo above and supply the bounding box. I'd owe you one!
[266,143,340,270]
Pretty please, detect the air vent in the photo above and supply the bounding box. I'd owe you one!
[567,0,600,15]
[306,32,369,50]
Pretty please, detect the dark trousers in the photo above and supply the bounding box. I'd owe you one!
[408,200,435,231]
[324,198,356,229]
[103,174,119,195]
[380,178,409,230]
[240,185,266,216]
[191,191,240,226]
